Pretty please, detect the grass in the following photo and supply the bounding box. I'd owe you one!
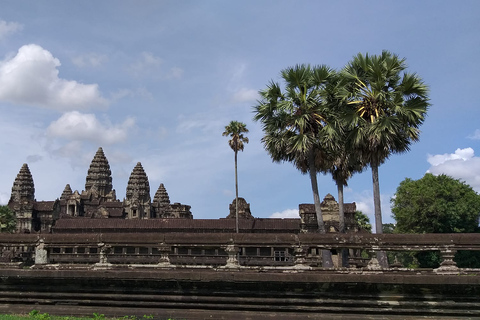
[0,311,175,320]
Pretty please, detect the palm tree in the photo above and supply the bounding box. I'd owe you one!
[253,64,338,268]
[223,121,249,233]
[340,51,429,266]
[323,75,366,267]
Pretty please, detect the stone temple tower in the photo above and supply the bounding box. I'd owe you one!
[84,147,115,201]
[8,163,36,232]
[152,183,170,217]
[152,183,193,218]
[124,162,151,219]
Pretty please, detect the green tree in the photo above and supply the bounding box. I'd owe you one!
[253,64,338,268]
[340,51,429,266]
[382,223,395,234]
[392,173,480,268]
[323,75,367,266]
[0,205,16,233]
[355,211,372,233]
[392,174,480,234]
[323,74,366,236]
[222,121,249,233]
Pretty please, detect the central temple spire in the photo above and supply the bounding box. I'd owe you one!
[125,162,151,219]
[85,147,113,198]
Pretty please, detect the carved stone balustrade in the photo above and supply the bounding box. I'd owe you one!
[0,233,479,273]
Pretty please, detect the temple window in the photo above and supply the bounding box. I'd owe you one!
[274,248,290,261]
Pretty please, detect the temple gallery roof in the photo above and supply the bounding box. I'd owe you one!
[53,218,301,233]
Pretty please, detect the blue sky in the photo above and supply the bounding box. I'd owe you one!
[0,1,479,229]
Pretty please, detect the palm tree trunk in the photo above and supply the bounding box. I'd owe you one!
[308,149,333,268]
[371,162,388,267]
[336,180,348,267]
[235,150,239,233]
[337,180,345,234]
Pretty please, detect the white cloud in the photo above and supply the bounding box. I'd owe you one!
[127,52,183,80]
[0,20,23,40]
[269,208,299,218]
[427,147,480,192]
[128,52,162,77]
[427,147,473,166]
[468,129,480,140]
[72,53,107,68]
[0,192,9,205]
[167,67,184,79]
[232,88,259,103]
[0,44,108,110]
[47,111,135,145]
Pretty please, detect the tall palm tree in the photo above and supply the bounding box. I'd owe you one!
[340,51,429,266]
[223,121,249,233]
[323,75,367,267]
[253,64,338,268]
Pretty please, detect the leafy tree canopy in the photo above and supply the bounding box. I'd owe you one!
[0,205,16,233]
[354,211,372,233]
[392,173,480,234]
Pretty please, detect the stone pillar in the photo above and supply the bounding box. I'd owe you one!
[224,240,240,268]
[434,247,459,274]
[366,248,382,272]
[157,242,173,268]
[34,239,48,265]
[294,246,310,270]
[94,242,112,269]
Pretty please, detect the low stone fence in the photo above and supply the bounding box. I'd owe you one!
[0,233,479,273]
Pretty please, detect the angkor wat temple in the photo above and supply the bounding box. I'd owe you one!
[8,147,357,234]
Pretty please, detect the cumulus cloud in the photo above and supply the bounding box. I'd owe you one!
[269,208,299,218]
[427,147,480,192]
[0,20,23,40]
[232,88,259,103]
[72,53,107,68]
[46,111,135,145]
[0,44,108,110]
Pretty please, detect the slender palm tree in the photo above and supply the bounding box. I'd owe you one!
[340,51,429,266]
[223,121,249,233]
[323,75,367,267]
[253,64,338,268]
